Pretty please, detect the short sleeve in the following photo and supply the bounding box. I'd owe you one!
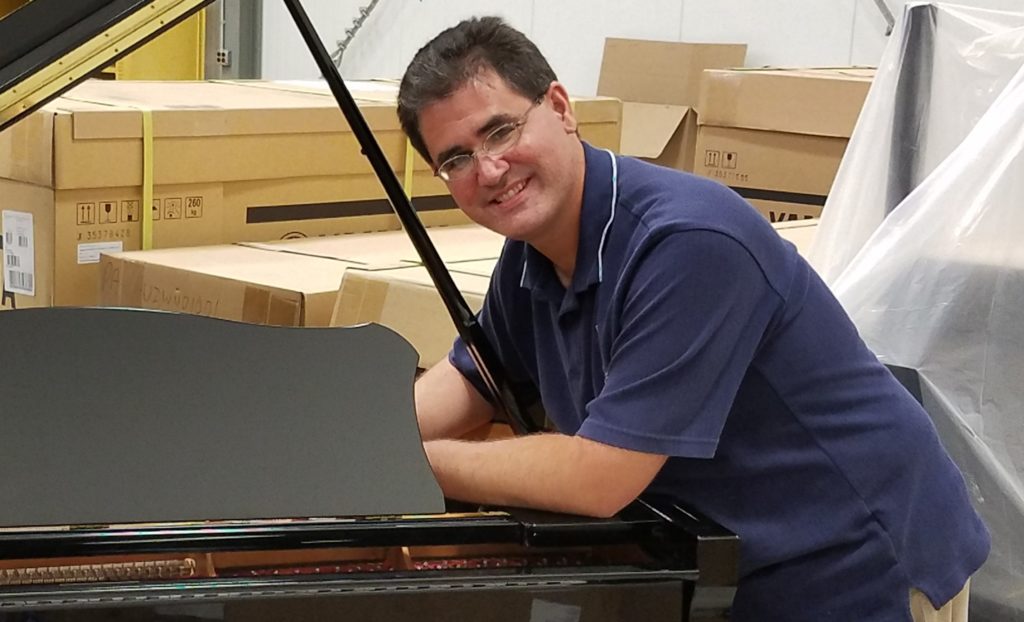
[578,230,781,458]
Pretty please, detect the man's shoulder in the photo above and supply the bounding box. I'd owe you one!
[616,157,763,234]
[609,157,804,296]
[614,157,782,259]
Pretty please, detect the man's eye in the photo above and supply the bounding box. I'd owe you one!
[488,125,516,143]
[448,156,472,171]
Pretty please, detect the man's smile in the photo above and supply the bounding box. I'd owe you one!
[492,177,530,205]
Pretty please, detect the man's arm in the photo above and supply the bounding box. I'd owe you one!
[414,356,496,441]
[415,358,666,517]
[424,434,667,518]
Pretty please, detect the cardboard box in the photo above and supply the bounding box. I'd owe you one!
[694,68,873,222]
[98,225,505,330]
[99,244,359,327]
[332,263,492,369]
[597,38,746,172]
[0,79,620,310]
[244,223,505,266]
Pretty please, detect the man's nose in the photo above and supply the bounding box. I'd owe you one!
[476,153,509,184]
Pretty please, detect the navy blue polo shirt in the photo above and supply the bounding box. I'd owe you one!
[451,142,989,620]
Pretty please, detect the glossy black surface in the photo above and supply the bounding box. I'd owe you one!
[0,575,689,619]
[0,504,719,618]
[0,498,720,561]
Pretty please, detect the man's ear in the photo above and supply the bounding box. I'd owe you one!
[547,81,578,133]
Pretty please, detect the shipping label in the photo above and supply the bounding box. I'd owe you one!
[2,210,36,297]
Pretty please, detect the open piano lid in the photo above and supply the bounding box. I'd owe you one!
[0,0,215,133]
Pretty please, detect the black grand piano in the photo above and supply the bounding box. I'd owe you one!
[0,2,739,620]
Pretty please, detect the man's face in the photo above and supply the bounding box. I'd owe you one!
[418,69,582,244]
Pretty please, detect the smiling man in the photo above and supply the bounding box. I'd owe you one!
[396,16,988,622]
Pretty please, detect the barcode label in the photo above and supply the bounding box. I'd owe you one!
[1,210,35,297]
[6,270,32,291]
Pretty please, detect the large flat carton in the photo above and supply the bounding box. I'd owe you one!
[243,223,505,267]
[98,225,505,329]
[694,67,874,222]
[597,38,746,172]
[0,79,620,310]
[99,244,357,327]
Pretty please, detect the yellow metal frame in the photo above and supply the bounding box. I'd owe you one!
[0,0,209,128]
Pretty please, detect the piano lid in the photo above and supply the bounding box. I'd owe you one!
[0,307,445,527]
[0,0,214,133]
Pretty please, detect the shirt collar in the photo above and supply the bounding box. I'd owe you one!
[520,142,616,301]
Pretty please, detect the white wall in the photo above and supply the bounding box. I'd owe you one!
[261,0,1024,95]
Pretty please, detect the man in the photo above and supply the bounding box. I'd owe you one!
[397,16,989,621]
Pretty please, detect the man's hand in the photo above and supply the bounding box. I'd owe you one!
[423,433,668,518]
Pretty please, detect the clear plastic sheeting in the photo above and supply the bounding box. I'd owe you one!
[811,4,1024,619]
[810,2,1024,283]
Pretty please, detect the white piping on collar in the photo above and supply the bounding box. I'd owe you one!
[597,148,618,283]
[519,148,619,288]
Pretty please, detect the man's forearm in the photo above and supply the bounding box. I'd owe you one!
[423,433,666,518]
[415,358,495,441]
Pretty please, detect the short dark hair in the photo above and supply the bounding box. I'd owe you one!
[397,16,557,165]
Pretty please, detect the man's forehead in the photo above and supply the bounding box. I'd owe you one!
[464,68,506,93]
[443,69,520,110]
[420,72,529,157]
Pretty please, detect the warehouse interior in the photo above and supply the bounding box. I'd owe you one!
[0,1,1022,620]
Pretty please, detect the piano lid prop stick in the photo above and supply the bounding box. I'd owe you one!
[282,0,539,436]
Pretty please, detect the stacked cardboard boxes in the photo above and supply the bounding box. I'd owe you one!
[98,225,505,335]
[0,79,621,310]
[597,38,746,172]
[694,68,874,221]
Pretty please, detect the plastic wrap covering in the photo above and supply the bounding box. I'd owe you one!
[813,4,1024,618]
[810,2,1024,282]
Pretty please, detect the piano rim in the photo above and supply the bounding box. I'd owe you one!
[0,510,671,560]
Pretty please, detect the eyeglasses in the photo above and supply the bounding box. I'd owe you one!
[435,98,543,182]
